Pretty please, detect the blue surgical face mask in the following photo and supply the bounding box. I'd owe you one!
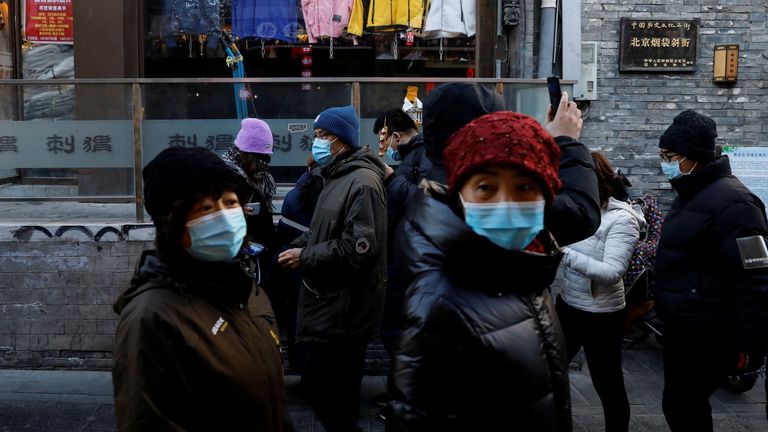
[312,137,338,166]
[386,144,401,162]
[461,197,545,250]
[185,207,247,262]
[661,157,696,180]
[660,160,683,180]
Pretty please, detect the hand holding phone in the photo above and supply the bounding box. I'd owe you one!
[543,89,582,140]
[244,202,261,215]
[547,76,563,118]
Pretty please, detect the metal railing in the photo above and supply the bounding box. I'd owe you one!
[0,78,573,222]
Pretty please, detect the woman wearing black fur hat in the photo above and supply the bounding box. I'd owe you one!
[654,109,768,432]
[112,147,290,431]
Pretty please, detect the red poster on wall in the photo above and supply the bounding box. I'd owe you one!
[24,0,74,44]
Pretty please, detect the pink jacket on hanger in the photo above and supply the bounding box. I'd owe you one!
[301,0,354,43]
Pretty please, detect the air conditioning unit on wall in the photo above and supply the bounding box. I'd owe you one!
[576,42,598,101]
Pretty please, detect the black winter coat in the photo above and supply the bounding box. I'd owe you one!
[545,136,601,246]
[389,182,571,432]
[654,156,768,355]
[383,134,432,333]
[386,133,431,227]
[291,147,389,343]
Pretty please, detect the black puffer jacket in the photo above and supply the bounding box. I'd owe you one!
[389,182,571,432]
[386,133,431,226]
[383,134,432,333]
[545,136,601,246]
[654,156,768,354]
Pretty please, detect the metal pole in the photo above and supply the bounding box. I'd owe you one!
[132,83,145,223]
[537,0,557,77]
[351,81,361,117]
[496,0,502,78]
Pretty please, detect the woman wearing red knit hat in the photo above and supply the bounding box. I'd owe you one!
[387,111,571,431]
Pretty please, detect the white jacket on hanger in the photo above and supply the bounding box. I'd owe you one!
[422,0,475,39]
[551,197,644,313]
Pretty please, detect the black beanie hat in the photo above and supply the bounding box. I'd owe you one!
[659,110,717,163]
[422,83,505,164]
[142,147,248,222]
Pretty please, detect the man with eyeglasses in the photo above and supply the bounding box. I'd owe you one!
[653,109,768,432]
[278,105,393,432]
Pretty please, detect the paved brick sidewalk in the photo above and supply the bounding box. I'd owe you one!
[0,338,765,431]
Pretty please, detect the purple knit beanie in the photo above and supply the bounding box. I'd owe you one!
[234,118,274,154]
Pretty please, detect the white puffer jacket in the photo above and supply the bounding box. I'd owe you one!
[422,0,475,38]
[552,197,644,313]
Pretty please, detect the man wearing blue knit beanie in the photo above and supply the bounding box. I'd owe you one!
[313,105,361,149]
[279,105,393,432]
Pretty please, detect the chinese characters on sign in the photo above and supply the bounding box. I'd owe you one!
[0,136,18,153]
[168,134,234,152]
[0,120,133,169]
[0,119,382,170]
[713,44,739,83]
[142,119,318,167]
[722,147,768,207]
[45,135,114,154]
[619,18,698,72]
[165,132,297,153]
[0,134,114,155]
[24,0,74,44]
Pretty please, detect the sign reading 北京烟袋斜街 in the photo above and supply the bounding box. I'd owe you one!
[619,18,699,72]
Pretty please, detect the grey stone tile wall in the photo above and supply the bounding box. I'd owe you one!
[580,0,768,209]
[0,223,391,373]
[0,224,154,369]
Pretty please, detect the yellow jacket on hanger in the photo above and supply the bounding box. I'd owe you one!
[367,0,428,32]
[348,0,364,36]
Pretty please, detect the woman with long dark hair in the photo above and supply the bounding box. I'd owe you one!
[551,151,644,432]
[222,118,278,284]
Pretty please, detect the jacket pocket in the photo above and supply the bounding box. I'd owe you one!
[302,278,343,300]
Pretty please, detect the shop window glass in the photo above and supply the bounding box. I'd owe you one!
[144,0,476,79]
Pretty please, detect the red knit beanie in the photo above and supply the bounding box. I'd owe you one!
[444,111,562,202]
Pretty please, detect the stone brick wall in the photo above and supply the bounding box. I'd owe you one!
[0,224,154,369]
[0,223,391,373]
[580,0,768,207]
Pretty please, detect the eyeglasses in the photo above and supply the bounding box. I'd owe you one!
[659,151,680,163]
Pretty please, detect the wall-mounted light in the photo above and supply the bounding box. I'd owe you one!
[0,0,6,32]
[713,44,739,83]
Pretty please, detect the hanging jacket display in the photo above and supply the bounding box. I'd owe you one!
[367,0,428,32]
[301,0,354,43]
[155,0,220,35]
[347,0,365,37]
[232,0,299,43]
[422,0,475,38]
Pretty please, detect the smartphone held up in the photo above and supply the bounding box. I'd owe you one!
[547,76,562,118]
